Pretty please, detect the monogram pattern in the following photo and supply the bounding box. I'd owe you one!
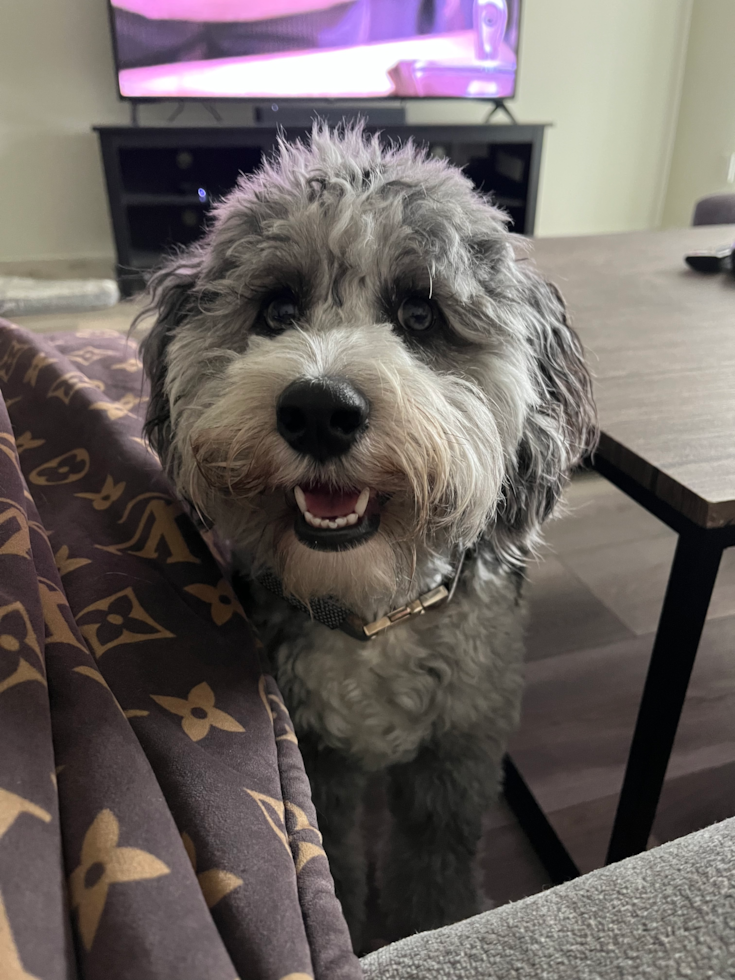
[0,321,359,980]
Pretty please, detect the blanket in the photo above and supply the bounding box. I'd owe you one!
[0,320,361,980]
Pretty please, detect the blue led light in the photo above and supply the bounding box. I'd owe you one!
[197,187,207,200]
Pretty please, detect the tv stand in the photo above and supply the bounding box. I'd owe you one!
[95,122,548,295]
[254,103,407,127]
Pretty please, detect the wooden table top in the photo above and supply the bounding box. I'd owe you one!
[531,226,735,529]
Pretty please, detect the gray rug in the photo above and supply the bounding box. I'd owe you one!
[0,275,119,316]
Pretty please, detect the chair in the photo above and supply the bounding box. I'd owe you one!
[691,193,735,225]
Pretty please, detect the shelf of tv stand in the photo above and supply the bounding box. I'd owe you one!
[127,250,167,271]
[95,123,549,296]
[122,193,211,207]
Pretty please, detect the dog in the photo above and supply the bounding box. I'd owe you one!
[139,124,596,949]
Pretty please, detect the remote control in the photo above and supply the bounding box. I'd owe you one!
[684,243,734,272]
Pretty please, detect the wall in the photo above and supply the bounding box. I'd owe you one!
[661,0,735,228]
[0,0,125,262]
[0,0,692,262]
[412,0,693,238]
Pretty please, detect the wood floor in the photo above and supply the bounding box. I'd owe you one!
[9,295,735,922]
[483,470,735,906]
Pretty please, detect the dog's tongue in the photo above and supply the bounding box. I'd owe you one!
[303,484,361,518]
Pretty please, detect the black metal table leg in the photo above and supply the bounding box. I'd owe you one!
[503,756,581,884]
[605,531,723,864]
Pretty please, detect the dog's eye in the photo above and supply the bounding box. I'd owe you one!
[398,297,434,333]
[264,295,299,332]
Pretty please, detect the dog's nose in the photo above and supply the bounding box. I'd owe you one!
[276,377,369,462]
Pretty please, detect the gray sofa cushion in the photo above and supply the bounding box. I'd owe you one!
[362,817,735,980]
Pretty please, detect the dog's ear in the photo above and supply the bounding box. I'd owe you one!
[493,270,597,560]
[138,254,202,467]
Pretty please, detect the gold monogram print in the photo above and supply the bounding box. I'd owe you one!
[69,810,169,950]
[0,601,45,695]
[68,346,114,367]
[0,499,31,558]
[39,580,88,653]
[29,449,90,486]
[0,328,349,979]
[76,475,126,511]
[90,393,145,420]
[181,833,243,909]
[184,579,245,625]
[14,431,45,455]
[54,545,91,576]
[0,341,31,383]
[0,789,52,980]
[47,371,104,405]
[23,351,57,386]
[151,682,244,742]
[96,495,199,564]
[245,791,326,875]
[76,587,174,659]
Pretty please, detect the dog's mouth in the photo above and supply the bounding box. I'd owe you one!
[291,482,381,551]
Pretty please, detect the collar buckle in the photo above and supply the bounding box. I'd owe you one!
[362,584,450,639]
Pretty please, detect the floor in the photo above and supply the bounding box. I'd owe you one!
[0,258,141,336]
[8,300,143,337]
[7,291,735,922]
[482,471,735,907]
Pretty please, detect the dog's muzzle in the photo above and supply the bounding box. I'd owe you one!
[277,376,379,551]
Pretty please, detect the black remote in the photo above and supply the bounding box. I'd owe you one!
[684,243,734,272]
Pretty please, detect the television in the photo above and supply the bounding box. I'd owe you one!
[108,0,521,102]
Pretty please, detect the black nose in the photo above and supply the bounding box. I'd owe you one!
[276,377,369,462]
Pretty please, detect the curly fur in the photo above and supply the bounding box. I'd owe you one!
[139,123,596,949]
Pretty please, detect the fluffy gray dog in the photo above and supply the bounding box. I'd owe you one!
[140,124,596,949]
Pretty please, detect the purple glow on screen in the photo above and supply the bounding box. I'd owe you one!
[111,0,519,100]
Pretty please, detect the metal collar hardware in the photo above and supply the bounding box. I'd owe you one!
[255,550,467,643]
[362,585,450,638]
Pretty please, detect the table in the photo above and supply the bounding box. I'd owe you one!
[505,226,735,877]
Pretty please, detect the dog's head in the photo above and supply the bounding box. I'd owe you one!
[140,125,596,610]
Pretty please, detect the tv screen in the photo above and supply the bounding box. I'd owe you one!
[110,0,520,101]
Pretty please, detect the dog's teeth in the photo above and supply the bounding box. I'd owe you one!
[294,486,307,514]
[355,488,370,517]
[304,509,360,530]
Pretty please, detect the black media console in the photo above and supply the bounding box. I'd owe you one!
[94,124,548,297]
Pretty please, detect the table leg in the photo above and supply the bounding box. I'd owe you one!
[503,756,581,884]
[605,532,723,864]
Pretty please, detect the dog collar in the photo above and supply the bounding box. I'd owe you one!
[255,550,467,643]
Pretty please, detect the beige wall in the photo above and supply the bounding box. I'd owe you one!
[412,0,693,238]
[1,0,125,262]
[0,0,691,262]
[661,0,735,228]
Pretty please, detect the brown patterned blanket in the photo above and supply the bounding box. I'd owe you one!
[0,321,360,980]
